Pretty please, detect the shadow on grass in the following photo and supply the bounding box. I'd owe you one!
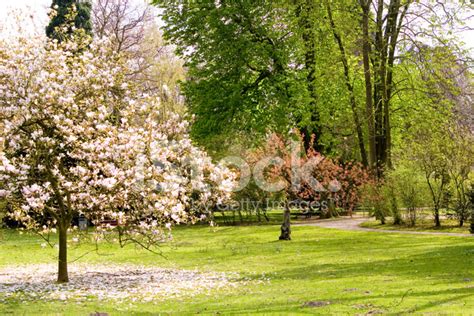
[267,242,473,278]
[1,225,472,314]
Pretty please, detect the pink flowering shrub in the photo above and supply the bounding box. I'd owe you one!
[254,133,370,215]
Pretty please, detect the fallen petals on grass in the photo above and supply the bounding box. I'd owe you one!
[0,264,244,303]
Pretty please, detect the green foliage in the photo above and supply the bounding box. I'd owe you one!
[153,1,320,153]
[46,0,92,41]
[361,162,433,226]
[386,164,429,226]
[360,218,470,234]
[361,182,390,225]
[386,182,402,225]
[444,130,474,227]
[154,0,472,170]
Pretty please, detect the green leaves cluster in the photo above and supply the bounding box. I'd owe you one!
[154,0,472,175]
[154,1,316,154]
[46,0,93,42]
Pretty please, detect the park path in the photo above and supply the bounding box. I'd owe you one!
[297,216,473,237]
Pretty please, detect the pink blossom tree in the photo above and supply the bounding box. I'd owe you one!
[0,16,234,283]
[248,133,370,240]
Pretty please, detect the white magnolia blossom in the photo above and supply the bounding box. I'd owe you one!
[0,30,235,248]
[0,264,245,303]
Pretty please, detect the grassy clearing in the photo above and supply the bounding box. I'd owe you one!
[0,224,473,315]
[361,218,471,234]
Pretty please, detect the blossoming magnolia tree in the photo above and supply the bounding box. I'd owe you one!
[0,24,234,283]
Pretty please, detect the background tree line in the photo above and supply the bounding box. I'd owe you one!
[154,0,472,165]
[41,0,474,230]
[153,0,474,229]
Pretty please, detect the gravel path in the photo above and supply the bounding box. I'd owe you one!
[297,217,473,237]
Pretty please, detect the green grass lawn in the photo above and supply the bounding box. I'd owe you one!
[360,218,471,234]
[0,224,473,315]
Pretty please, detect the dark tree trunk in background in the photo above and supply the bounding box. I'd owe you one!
[434,209,441,227]
[470,210,474,234]
[373,0,386,176]
[279,203,291,240]
[296,0,323,153]
[326,1,368,167]
[359,0,376,170]
[359,0,410,175]
[467,183,474,233]
[426,175,445,228]
[57,222,69,283]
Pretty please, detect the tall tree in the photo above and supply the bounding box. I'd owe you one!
[46,0,93,41]
[92,0,186,118]
[153,1,315,155]
[294,0,322,152]
[326,0,368,166]
[154,0,471,170]
[358,0,411,175]
[0,28,234,282]
[359,0,376,169]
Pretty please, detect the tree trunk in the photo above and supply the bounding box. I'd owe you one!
[373,0,387,176]
[326,1,368,167]
[434,208,441,227]
[238,210,243,223]
[470,209,474,234]
[296,0,322,153]
[360,1,376,169]
[279,203,291,240]
[263,208,270,222]
[57,223,69,283]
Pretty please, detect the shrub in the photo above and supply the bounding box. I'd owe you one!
[360,181,390,225]
[388,165,428,227]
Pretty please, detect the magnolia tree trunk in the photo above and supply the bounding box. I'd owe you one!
[57,223,69,283]
[279,204,291,240]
